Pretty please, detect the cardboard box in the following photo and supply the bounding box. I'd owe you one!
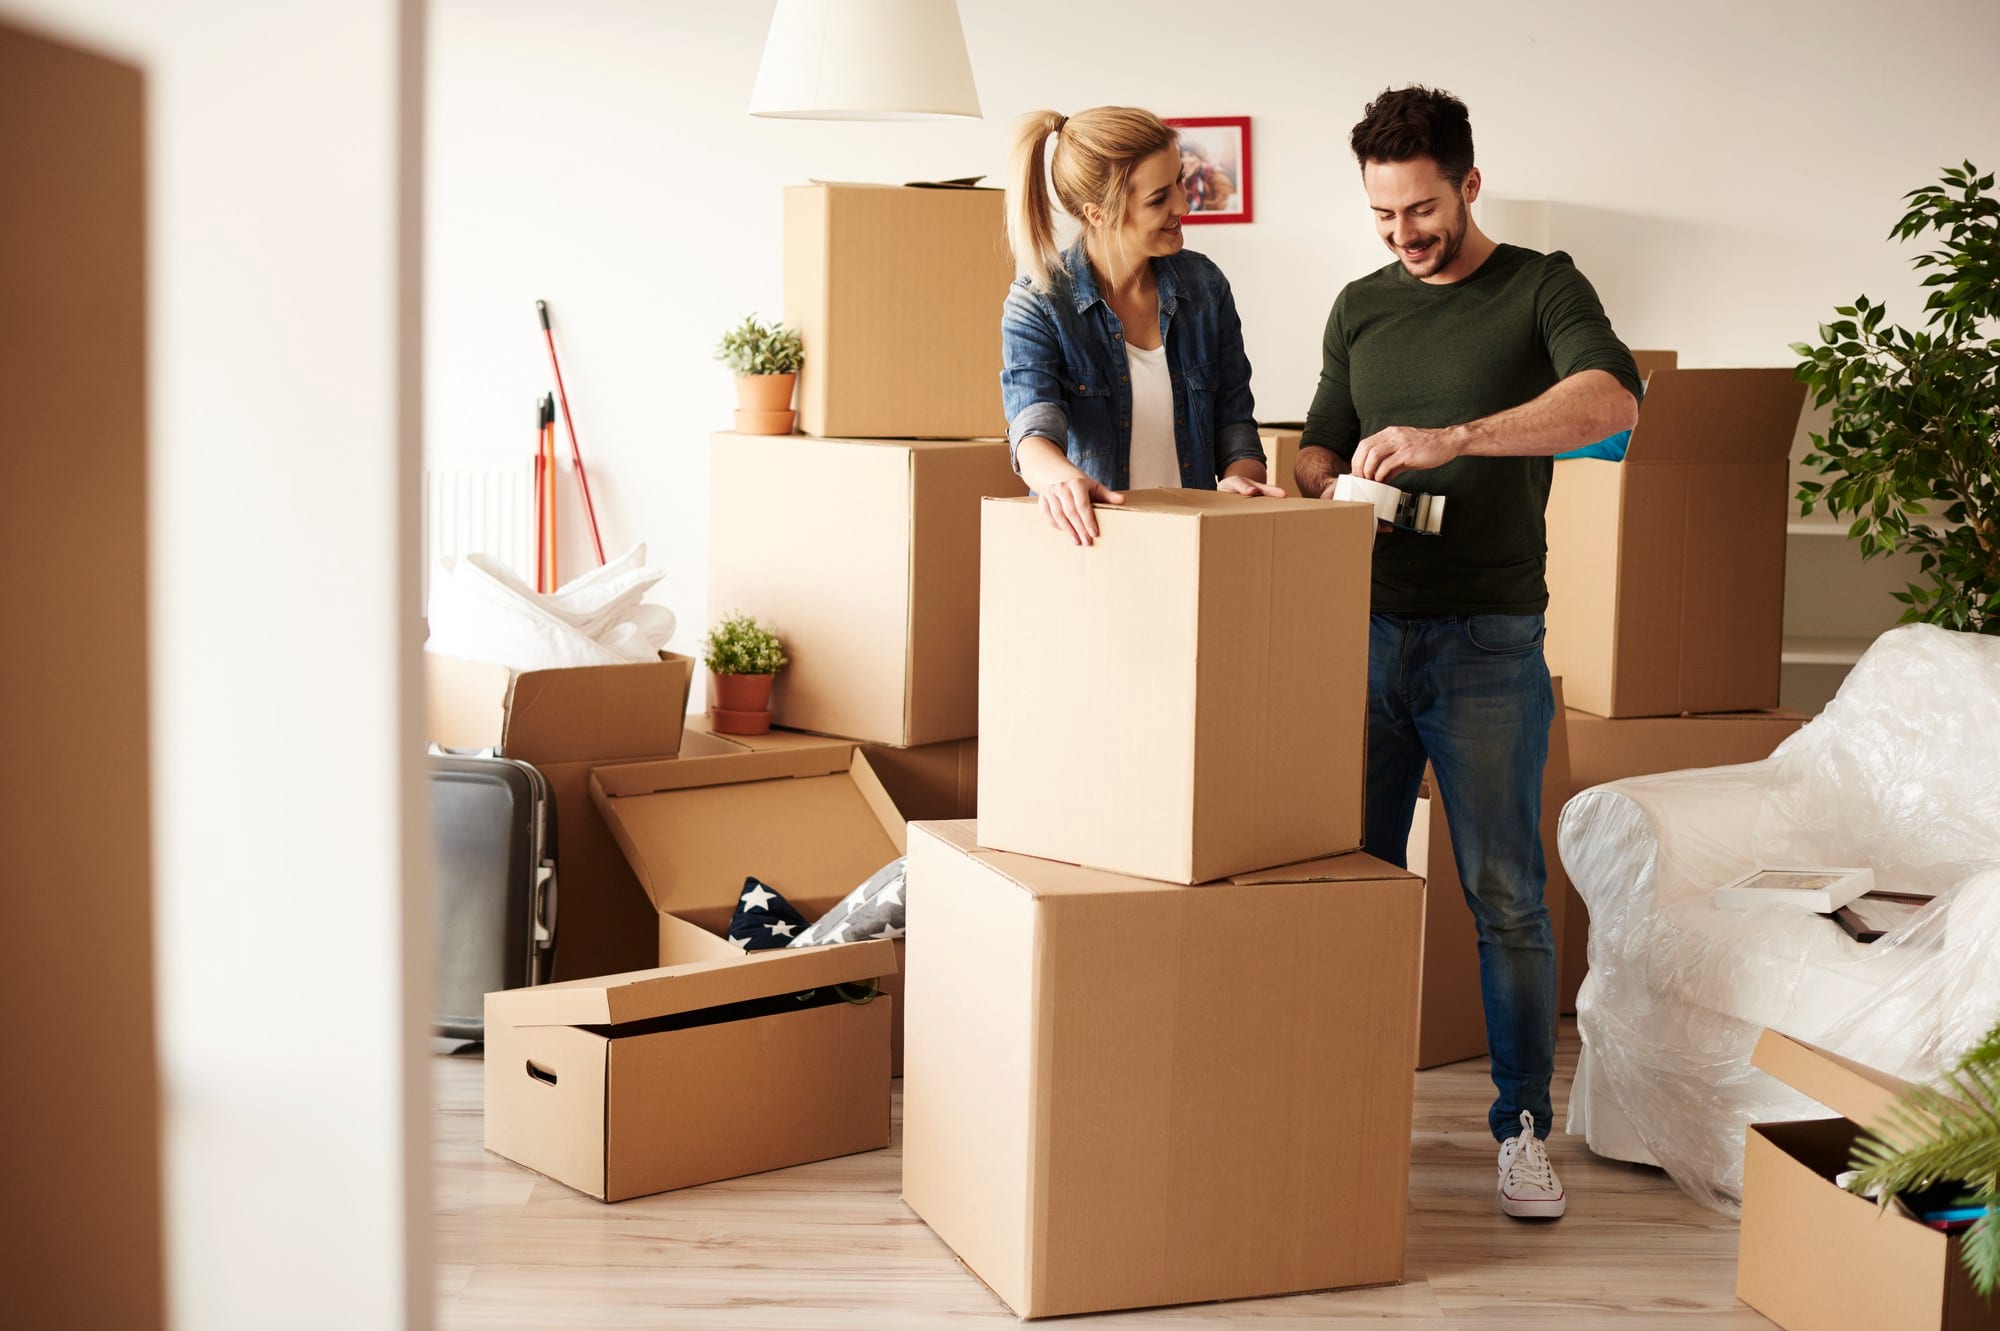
[1259,424,1303,496]
[1737,1030,2000,1330]
[1559,707,1809,1011]
[784,182,1011,440]
[591,744,915,1075]
[1410,680,1573,1066]
[1545,367,1806,718]
[902,821,1421,1319]
[977,490,1375,884]
[482,930,896,1202]
[860,736,978,822]
[424,651,694,981]
[708,431,1024,748]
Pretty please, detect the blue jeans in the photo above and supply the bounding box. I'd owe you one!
[1365,612,1557,1141]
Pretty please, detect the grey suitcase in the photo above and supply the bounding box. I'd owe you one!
[428,752,557,1040]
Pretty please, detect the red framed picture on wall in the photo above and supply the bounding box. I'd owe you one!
[1163,116,1252,224]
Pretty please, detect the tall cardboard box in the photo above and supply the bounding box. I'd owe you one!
[591,745,916,1075]
[978,491,1375,884]
[1737,1030,2000,1330]
[708,431,1024,747]
[1544,367,1805,718]
[1411,680,1572,1067]
[784,182,1011,440]
[1559,708,1808,1010]
[424,651,693,981]
[902,821,1422,1319]
[483,932,896,1202]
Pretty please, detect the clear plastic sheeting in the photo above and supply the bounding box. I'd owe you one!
[1559,624,2000,1213]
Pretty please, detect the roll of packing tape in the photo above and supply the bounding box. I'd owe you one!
[1332,474,1446,535]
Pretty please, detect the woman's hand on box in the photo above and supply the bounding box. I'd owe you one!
[1039,475,1124,546]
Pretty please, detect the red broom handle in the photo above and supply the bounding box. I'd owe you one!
[537,300,606,565]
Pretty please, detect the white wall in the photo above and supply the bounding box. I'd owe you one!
[428,0,2000,651]
[3,2,430,1328]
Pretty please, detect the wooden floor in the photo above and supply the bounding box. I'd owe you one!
[435,1020,1771,1329]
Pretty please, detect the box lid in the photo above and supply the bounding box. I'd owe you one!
[985,491,1347,521]
[921,820,1415,896]
[1624,368,1805,466]
[1751,1029,1930,1129]
[424,650,693,763]
[486,935,896,1029]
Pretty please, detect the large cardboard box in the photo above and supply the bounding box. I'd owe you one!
[708,431,1024,748]
[591,744,915,1075]
[424,651,694,981]
[902,821,1421,1319]
[1737,1030,2000,1330]
[1559,707,1809,1011]
[860,736,978,822]
[482,932,896,1202]
[1411,680,1573,1067]
[1545,366,1805,718]
[784,182,1011,440]
[977,490,1375,883]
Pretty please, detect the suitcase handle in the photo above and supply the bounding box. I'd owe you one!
[525,1060,558,1087]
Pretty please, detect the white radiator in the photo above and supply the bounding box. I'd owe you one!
[421,463,534,602]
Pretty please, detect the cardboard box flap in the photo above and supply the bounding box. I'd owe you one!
[1751,1029,1926,1129]
[595,744,855,800]
[920,822,1410,896]
[424,652,515,751]
[486,936,897,1029]
[986,491,1341,521]
[423,650,693,762]
[805,178,999,193]
[1625,368,1805,466]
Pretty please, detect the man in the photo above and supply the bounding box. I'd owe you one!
[1296,86,1641,1220]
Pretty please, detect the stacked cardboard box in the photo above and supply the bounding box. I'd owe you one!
[902,489,1430,1319]
[1543,355,1810,1010]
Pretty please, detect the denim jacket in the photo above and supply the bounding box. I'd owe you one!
[999,238,1261,491]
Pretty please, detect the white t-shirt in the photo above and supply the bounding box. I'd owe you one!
[1123,342,1181,489]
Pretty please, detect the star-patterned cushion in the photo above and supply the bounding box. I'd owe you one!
[787,858,906,948]
[724,875,811,951]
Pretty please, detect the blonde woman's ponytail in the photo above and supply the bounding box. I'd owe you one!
[1007,109,1066,291]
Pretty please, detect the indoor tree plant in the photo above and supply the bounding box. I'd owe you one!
[715,313,804,436]
[1793,160,2000,633]
[1849,1016,2000,1298]
[703,611,789,735]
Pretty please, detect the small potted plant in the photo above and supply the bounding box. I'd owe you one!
[703,611,789,735]
[715,314,804,435]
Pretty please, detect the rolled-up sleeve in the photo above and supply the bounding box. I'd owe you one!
[1000,285,1072,473]
[1212,283,1262,477]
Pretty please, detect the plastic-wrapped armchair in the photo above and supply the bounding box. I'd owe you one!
[1558,624,2000,1213]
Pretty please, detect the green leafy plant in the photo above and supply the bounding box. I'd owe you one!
[1850,1016,2000,1297]
[1792,160,2000,633]
[714,314,804,377]
[702,611,788,676]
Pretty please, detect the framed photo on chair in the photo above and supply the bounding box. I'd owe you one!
[1164,116,1253,224]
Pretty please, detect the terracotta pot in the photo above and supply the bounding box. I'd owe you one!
[733,408,796,435]
[710,672,775,715]
[710,705,772,736]
[735,373,796,412]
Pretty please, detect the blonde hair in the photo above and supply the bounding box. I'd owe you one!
[1006,106,1177,291]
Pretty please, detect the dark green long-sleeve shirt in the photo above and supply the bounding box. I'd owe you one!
[1301,244,1641,615]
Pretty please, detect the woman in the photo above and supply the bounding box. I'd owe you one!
[1002,106,1280,546]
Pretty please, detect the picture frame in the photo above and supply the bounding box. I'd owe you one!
[1163,116,1252,225]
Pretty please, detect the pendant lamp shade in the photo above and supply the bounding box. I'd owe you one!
[750,0,982,121]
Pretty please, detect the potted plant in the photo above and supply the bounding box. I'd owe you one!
[715,314,805,436]
[703,611,789,735]
[1793,160,1999,633]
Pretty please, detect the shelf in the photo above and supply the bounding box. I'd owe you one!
[1781,635,1876,667]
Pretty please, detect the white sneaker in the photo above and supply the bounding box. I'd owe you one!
[1496,1110,1566,1218]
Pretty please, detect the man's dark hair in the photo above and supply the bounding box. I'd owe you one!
[1349,86,1475,186]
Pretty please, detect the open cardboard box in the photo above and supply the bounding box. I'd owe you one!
[591,744,914,1073]
[708,431,1024,748]
[424,650,694,980]
[901,820,1422,1319]
[1544,366,1806,718]
[1738,1030,2000,1330]
[977,489,1374,884]
[482,930,895,1202]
